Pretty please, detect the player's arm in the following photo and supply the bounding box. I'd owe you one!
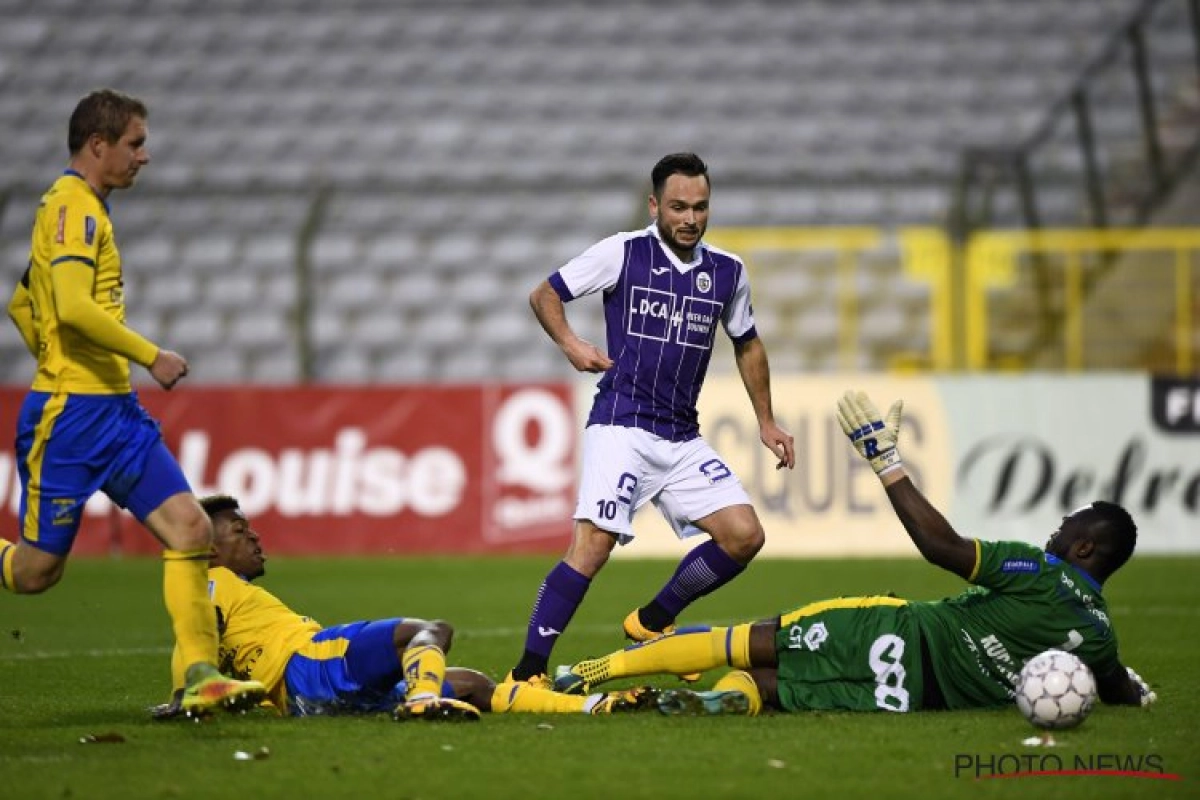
[7,266,39,356]
[50,259,191,389]
[529,278,612,373]
[1095,662,1157,707]
[51,258,158,365]
[732,335,794,469]
[836,390,976,579]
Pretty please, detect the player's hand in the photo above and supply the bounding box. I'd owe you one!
[562,337,614,374]
[148,690,185,720]
[149,349,189,390]
[1126,667,1157,706]
[836,390,903,477]
[760,420,795,470]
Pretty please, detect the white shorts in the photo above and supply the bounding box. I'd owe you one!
[574,425,752,545]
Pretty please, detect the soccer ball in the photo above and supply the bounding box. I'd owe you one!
[1015,649,1097,730]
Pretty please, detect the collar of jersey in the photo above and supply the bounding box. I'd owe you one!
[63,169,110,215]
[1045,552,1102,592]
[645,223,704,271]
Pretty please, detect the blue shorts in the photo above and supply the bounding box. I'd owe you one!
[282,618,455,717]
[14,391,191,556]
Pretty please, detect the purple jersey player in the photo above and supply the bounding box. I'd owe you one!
[507,153,796,686]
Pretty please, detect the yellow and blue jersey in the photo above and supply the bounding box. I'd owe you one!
[14,171,188,553]
[26,170,156,393]
[169,567,419,716]
[172,566,322,711]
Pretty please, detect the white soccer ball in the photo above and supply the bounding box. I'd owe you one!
[1015,649,1097,730]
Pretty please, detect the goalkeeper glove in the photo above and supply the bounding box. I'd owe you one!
[1126,667,1158,706]
[836,390,904,477]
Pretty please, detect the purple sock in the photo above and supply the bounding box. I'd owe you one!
[522,561,591,662]
[653,540,745,620]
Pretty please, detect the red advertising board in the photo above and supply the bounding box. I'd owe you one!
[0,385,575,555]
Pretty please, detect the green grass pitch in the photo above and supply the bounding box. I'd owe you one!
[2,554,1195,800]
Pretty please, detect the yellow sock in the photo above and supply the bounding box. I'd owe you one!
[162,549,219,673]
[600,624,754,680]
[490,682,589,714]
[0,539,15,593]
[402,644,447,701]
[712,669,763,716]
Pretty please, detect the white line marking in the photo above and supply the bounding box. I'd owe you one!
[3,609,1183,662]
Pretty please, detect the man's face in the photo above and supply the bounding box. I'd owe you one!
[649,173,710,260]
[210,508,266,579]
[1046,504,1090,557]
[95,116,149,191]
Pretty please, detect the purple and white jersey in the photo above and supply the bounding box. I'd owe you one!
[548,224,757,442]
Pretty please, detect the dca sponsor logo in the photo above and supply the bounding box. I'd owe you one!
[628,287,677,342]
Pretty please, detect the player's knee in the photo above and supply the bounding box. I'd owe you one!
[406,619,455,652]
[725,524,765,562]
[13,563,64,594]
[173,505,213,552]
[428,619,455,652]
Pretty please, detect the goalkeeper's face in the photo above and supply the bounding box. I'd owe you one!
[210,508,266,580]
[1046,504,1091,560]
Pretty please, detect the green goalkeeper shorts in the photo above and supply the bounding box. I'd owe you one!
[773,596,926,713]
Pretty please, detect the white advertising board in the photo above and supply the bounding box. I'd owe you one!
[582,375,1198,557]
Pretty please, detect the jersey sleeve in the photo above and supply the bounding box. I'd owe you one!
[550,233,628,301]
[51,259,159,366]
[8,266,38,356]
[45,193,157,365]
[721,262,757,342]
[968,540,1048,593]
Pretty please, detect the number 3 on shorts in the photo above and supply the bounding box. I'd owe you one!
[699,459,732,484]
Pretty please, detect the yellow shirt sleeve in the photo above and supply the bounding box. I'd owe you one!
[7,269,38,357]
[50,257,158,367]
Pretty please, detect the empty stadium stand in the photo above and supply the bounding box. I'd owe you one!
[0,0,1191,383]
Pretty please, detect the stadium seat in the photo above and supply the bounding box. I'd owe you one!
[315,345,372,384]
[167,310,226,350]
[323,273,385,313]
[143,272,201,314]
[185,347,248,385]
[247,346,301,384]
[228,311,292,354]
[375,348,433,382]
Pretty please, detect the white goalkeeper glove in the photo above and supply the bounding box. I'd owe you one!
[1126,667,1158,706]
[836,390,904,477]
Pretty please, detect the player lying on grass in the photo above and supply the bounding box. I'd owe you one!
[151,494,656,722]
[555,390,1157,716]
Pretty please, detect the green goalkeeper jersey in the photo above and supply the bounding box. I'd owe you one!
[907,540,1121,710]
